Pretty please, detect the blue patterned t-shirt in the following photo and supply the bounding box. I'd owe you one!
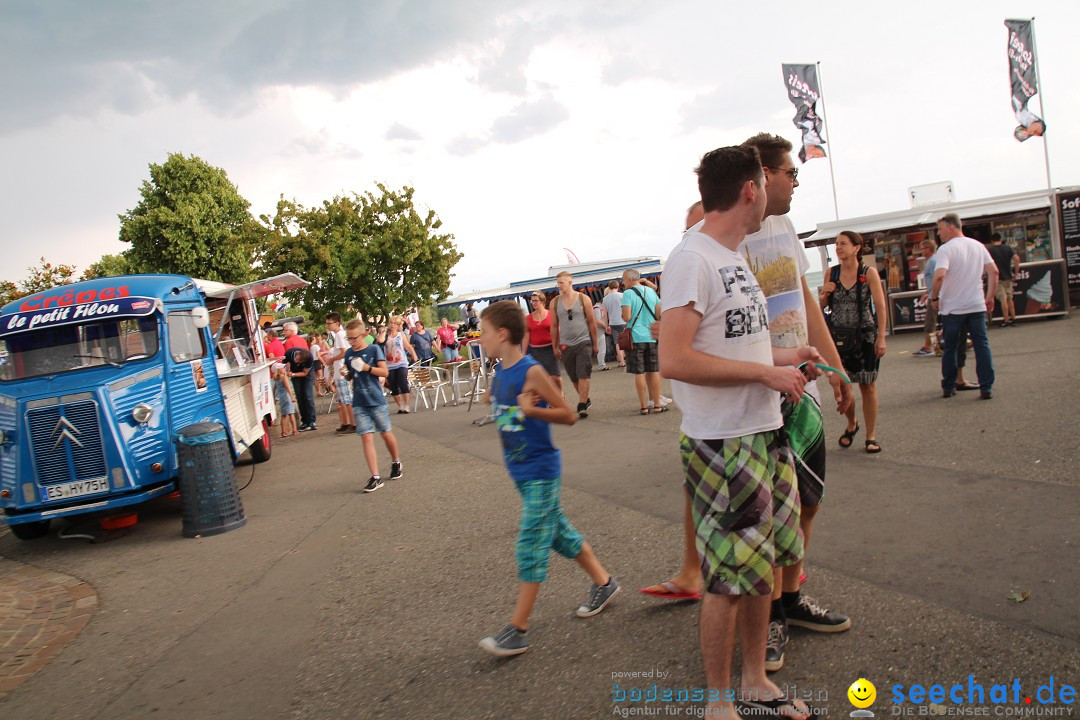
[491,354,560,484]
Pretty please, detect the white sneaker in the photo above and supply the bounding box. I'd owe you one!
[659,395,673,407]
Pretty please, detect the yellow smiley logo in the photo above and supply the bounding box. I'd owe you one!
[848,678,877,709]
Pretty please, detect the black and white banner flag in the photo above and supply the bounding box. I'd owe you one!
[781,64,826,163]
[1005,19,1045,142]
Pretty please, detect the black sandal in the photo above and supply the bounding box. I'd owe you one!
[640,407,651,415]
[838,423,860,448]
[865,439,882,454]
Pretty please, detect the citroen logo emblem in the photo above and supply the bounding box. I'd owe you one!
[52,416,84,449]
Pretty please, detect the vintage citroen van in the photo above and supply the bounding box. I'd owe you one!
[0,273,307,539]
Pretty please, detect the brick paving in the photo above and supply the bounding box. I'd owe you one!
[0,556,98,700]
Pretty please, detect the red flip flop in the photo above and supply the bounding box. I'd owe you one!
[639,580,703,601]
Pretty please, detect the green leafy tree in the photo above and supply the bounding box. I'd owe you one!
[422,304,461,326]
[119,152,261,283]
[0,280,19,308]
[0,258,79,307]
[260,184,463,323]
[21,258,78,295]
[82,253,136,280]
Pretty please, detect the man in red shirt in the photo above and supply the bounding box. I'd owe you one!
[282,321,307,351]
[263,328,286,360]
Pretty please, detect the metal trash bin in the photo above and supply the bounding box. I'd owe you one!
[176,422,246,538]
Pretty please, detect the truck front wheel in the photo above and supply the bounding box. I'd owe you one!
[10,520,51,540]
[248,419,272,463]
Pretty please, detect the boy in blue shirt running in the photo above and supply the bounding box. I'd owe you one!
[342,319,403,492]
[477,301,619,657]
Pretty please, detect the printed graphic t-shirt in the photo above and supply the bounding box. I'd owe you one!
[661,231,782,440]
[692,214,820,402]
[738,214,820,403]
[344,344,389,407]
[384,333,409,369]
[491,354,560,484]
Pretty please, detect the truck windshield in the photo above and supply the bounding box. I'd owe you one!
[0,315,159,381]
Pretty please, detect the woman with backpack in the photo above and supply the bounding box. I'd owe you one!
[819,231,888,453]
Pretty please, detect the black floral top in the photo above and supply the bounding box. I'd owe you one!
[829,265,877,343]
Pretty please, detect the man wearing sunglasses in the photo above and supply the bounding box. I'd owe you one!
[644,133,853,676]
[548,271,599,418]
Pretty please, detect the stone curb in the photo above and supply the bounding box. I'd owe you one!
[0,558,98,700]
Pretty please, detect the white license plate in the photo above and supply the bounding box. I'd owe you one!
[45,477,109,501]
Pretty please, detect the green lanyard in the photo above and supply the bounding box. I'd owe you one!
[798,362,851,384]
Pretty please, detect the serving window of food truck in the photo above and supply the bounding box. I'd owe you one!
[803,186,1074,333]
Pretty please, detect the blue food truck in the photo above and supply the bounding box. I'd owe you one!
[0,272,308,539]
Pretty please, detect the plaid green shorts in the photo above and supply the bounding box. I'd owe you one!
[514,478,584,583]
[680,430,803,596]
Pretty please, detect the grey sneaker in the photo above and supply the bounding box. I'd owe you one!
[389,461,403,480]
[764,619,787,672]
[785,594,851,632]
[478,624,529,657]
[576,577,620,617]
[363,476,384,493]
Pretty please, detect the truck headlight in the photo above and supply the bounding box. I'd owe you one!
[132,403,154,425]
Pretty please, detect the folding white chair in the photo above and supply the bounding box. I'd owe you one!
[411,365,452,411]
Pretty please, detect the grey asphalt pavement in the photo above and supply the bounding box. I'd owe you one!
[1,315,1078,719]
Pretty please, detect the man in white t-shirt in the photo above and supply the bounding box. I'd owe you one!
[659,145,823,720]
[324,312,356,433]
[405,306,420,334]
[644,134,852,674]
[931,214,998,399]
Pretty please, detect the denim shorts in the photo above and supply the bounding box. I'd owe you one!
[353,404,392,435]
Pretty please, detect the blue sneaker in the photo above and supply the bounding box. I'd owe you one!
[912,347,934,357]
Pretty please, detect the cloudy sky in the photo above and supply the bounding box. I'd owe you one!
[3,0,1077,296]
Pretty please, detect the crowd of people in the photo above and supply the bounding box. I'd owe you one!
[258,305,483,488]
[252,132,1006,719]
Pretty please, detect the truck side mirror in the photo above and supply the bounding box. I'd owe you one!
[190,307,210,329]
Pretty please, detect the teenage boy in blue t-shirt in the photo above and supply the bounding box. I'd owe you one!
[476,300,619,658]
[342,319,402,493]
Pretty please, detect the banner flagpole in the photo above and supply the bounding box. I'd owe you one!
[815,61,841,221]
[1028,17,1052,189]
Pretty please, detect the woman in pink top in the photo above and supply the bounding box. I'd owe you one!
[524,291,562,392]
[435,317,461,363]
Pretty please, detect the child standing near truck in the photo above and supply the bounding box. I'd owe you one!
[342,319,403,493]
[272,362,298,437]
[476,300,619,658]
